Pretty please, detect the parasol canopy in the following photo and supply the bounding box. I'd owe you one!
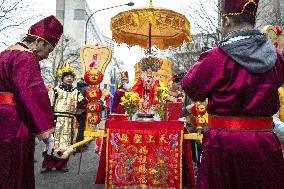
[110,5,192,50]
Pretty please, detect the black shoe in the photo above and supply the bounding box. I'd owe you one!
[56,167,69,172]
[40,168,52,173]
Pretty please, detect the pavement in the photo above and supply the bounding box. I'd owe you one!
[33,115,193,189]
[34,140,104,189]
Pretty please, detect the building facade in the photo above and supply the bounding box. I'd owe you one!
[56,0,120,82]
[56,0,86,45]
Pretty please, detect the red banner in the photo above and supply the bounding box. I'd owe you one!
[106,120,183,189]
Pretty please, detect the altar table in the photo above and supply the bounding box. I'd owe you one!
[95,120,195,188]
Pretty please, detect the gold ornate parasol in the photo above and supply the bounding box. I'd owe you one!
[110,1,191,51]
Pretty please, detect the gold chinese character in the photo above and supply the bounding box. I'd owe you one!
[175,153,179,158]
[138,175,147,184]
[138,155,147,164]
[139,146,148,154]
[134,134,142,143]
[147,134,155,143]
[159,134,168,143]
[119,134,129,143]
[138,164,147,174]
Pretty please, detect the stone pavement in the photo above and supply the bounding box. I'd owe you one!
[34,140,104,189]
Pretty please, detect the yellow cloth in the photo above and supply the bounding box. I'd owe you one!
[49,86,84,149]
[278,87,284,122]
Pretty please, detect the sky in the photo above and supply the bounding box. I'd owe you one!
[0,0,217,84]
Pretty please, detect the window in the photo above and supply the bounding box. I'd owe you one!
[74,9,85,20]
[56,10,64,20]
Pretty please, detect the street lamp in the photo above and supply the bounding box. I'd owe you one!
[85,2,134,44]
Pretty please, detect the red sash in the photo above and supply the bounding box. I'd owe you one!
[208,115,272,130]
[0,92,15,104]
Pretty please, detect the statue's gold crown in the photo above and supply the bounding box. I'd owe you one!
[139,56,162,72]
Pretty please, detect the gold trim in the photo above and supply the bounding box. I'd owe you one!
[79,45,112,75]
[184,133,203,143]
[110,7,192,50]
[28,28,56,47]
[105,128,110,187]
[84,131,107,137]
[221,0,257,16]
[6,44,33,53]
[180,129,183,189]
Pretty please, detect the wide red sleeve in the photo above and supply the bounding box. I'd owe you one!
[12,52,54,139]
[181,48,226,101]
[131,78,144,98]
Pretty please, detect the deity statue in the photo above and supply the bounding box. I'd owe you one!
[132,57,162,113]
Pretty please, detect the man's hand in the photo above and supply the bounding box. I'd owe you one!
[42,138,48,145]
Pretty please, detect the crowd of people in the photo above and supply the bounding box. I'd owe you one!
[0,0,284,188]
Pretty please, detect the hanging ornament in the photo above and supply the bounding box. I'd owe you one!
[87,113,101,125]
[86,87,102,101]
[86,102,103,113]
[84,67,104,85]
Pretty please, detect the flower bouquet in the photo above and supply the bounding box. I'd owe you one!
[120,92,142,120]
[156,81,169,120]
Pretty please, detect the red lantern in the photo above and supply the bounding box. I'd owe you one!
[87,114,101,125]
[86,102,102,113]
[86,87,102,101]
[84,68,103,85]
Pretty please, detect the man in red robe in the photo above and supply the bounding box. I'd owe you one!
[0,15,63,189]
[112,71,130,114]
[181,1,284,188]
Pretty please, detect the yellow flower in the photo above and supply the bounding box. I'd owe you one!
[121,92,142,115]
[159,81,166,88]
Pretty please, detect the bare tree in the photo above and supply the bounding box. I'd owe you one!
[185,0,221,45]
[256,0,283,28]
[40,35,81,87]
[167,0,219,75]
[0,0,38,46]
[168,0,284,75]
